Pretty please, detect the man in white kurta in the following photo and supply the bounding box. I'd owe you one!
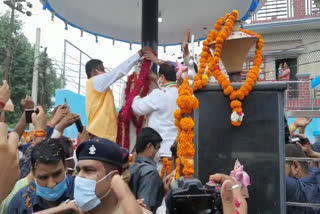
[132,63,178,169]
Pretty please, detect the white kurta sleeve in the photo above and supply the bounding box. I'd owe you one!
[92,52,141,93]
[132,90,160,116]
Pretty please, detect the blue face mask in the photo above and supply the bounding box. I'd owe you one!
[74,171,113,212]
[35,174,67,202]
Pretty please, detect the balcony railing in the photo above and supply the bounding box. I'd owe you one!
[284,80,320,110]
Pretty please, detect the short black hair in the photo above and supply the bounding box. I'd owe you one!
[158,63,177,82]
[31,138,67,169]
[136,127,163,153]
[85,59,104,78]
[285,144,308,172]
[56,137,73,158]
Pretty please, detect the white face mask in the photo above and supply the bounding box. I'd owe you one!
[157,78,162,88]
[74,171,114,212]
[65,151,77,171]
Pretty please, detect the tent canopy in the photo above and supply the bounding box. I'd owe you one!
[42,0,263,46]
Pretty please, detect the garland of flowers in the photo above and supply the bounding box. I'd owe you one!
[174,79,199,177]
[193,10,263,127]
[174,10,264,178]
[161,158,173,179]
[161,158,168,179]
[175,158,181,179]
[117,58,152,149]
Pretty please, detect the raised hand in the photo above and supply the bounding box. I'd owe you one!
[21,95,35,110]
[0,80,11,108]
[56,113,80,133]
[49,105,69,127]
[0,123,20,203]
[209,173,247,214]
[32,106,47,131]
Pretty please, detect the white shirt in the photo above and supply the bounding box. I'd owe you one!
[92,53,141,93]
[132,85,178,156]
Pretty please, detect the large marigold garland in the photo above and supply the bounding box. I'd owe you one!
[193,10,263,127]
[174,79,199,177]
[117,59,152,149]
[175,10,264,178]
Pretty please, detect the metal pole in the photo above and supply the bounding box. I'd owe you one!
[62,40,67,88]
[141,0,158,73]
[78,52,82,94]
[31,28,41,105]
[4,2,15,81]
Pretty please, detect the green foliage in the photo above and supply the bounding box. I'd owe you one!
[0,11,61,126]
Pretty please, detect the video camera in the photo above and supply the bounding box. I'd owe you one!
[166,178,223,214]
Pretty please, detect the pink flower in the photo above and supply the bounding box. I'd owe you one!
[230,159,251,187]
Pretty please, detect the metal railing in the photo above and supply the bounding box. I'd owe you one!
[284,80,320,110]
[251,0,320,22]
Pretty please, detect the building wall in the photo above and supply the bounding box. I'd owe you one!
[261,29,320,79]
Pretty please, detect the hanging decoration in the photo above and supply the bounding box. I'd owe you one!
[193,10,263,127]
[117,56,153,149]
[175,10,264,178]
[160,158,173,179]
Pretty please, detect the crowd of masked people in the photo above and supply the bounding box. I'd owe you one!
[0,79,247,214]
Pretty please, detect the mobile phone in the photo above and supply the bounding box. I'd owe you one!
[75,119,83,133]
[25,109,34,123]
[25,108,39,123]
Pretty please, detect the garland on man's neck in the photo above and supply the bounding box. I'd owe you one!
[117,58,152,149]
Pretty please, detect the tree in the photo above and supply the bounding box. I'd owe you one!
[0,11,62,126]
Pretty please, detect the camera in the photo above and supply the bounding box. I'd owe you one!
[288,136,310,145]
[166,178,222,214]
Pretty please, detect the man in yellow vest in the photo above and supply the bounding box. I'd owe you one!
[85,47,152,141]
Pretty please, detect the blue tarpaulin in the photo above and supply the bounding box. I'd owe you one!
[311,75,320,89]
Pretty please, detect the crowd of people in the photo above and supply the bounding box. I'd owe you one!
[0,29,319,213]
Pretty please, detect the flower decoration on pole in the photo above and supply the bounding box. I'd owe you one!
[175,10,264,178]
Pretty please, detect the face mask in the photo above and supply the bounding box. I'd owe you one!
[66,151,77,171]
[35,174,67,202]
[153,150,161,162]
[74,171,114,212]
[157,77,163,88]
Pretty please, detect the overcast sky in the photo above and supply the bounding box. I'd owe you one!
[0,0,204,106]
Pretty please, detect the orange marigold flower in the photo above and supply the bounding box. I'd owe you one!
[224,86,233,96]
[216,37,224,44]
[233,107,243,113]
[229,91,237,100]
[241,86,249,96]
[199,58,207,63]
[247,73,258,82]
[180,117,195,131]
[230,100,242,109]
[237,90,245,100]
[246,78,255,87]
[199,63,206,69]
[217,74,227,82]
[200,52,208,58]
[212,69,221,78]
[231,121,241,127]
[198,68,205,74]
[201,79,208,87]
[213,56,220,64]
[203,41,209,46]
[174,109,181,120]
[194,74,200,81]
[202,46,209,52]
[215,43,223,49]
[221,79,230,89]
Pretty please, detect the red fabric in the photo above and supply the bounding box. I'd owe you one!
[117,58,152,149]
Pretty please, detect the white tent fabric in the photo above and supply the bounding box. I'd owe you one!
[42,0,264,46]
